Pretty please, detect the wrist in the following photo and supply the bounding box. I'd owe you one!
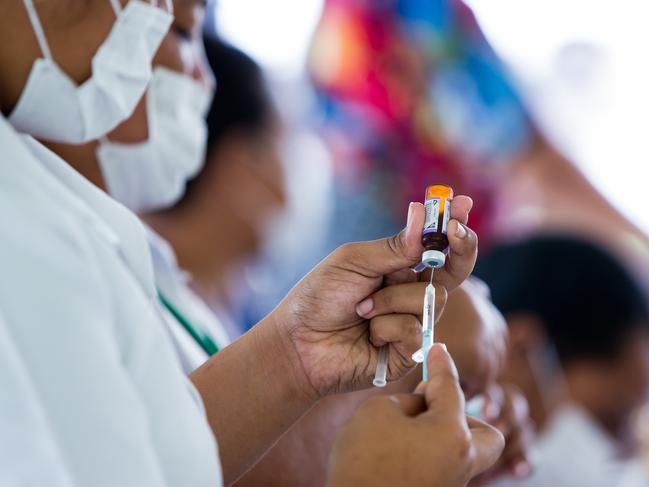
[252,309,320,406]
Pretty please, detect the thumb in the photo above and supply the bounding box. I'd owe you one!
[416,344,466,422]
[334,202,425,277]
[467,416,506,478]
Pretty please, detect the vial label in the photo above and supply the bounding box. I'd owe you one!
[442,198,451,234]
[423,197,440,233]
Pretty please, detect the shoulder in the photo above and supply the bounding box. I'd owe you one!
[0,119,113,314]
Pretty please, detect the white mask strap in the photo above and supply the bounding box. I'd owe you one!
[109,0,122,16]
[22,0,52,60]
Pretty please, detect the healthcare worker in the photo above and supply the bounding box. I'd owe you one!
[0,1,502,486]
[0,1,221,485]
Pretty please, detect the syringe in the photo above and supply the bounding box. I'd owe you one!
[372,273,435,387]
[410,270,436,367]
[421,271,436,381]
[372,345,388,387]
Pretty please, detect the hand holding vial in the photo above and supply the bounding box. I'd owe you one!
[367,186,477,387]
[269,195,477,398]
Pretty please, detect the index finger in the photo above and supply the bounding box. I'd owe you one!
[467,416,506,477]
[356,281,446,320]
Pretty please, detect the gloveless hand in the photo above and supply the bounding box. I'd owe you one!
[470,383,535,486]
[327,344,505,487]
[270,198,477,399]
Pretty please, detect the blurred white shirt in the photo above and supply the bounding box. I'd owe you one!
[490,404,632,487]
[618,460,649,487]
[146,226,231,373]
[0,116,222,486]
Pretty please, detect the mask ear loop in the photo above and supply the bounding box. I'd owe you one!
[109,0,122,16]
[21,0,53,60]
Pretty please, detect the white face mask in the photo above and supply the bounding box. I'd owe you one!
[8,0,173,143]
[97,67,213,213]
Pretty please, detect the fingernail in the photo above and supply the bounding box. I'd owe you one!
[455,222,467,238]
[485,401,498,420]
[406,202,414,231]
[437,343,447,352]
[513,461,532,478]
[356,298,374,317]
[485,401,500,420]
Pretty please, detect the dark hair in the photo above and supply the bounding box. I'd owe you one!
[474,235,649,364]
[203,34,274,152]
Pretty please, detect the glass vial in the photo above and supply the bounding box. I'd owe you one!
[421,184,453,268]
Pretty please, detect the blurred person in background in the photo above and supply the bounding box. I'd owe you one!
[145,35,286,341]
[206,0,649,370]
[0,0,502,485]
[475,235,649,487]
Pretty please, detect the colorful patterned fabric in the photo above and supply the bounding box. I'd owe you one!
[309,0,534,240]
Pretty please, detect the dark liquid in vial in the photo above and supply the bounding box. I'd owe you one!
[422,226,449,253]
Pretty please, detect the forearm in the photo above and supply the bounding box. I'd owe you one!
[236,369,421,486]
[190,313,315,485]
[235,393,363,486]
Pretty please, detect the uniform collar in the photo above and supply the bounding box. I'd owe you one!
[19,136,157,298]
[145,225,191,298]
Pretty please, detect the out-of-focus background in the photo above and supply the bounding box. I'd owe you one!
[205,0,649,328]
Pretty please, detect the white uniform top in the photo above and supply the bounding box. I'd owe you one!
[490,404,631,487]
[617,460,649,487]
[0,116,222,486]
[0,312,74,487]
[146,226,231,373]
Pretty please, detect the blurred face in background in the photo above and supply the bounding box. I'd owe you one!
[143,43,289,294]
[207,119,287,258]
[503,314,649,437]
[601,327,649,420]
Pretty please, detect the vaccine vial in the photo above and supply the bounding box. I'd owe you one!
[421,184,453,269]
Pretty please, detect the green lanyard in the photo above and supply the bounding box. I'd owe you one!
[158,291,219,357]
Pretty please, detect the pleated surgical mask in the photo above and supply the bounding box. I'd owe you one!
[97,66,213,213]
[8,0,173,143]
